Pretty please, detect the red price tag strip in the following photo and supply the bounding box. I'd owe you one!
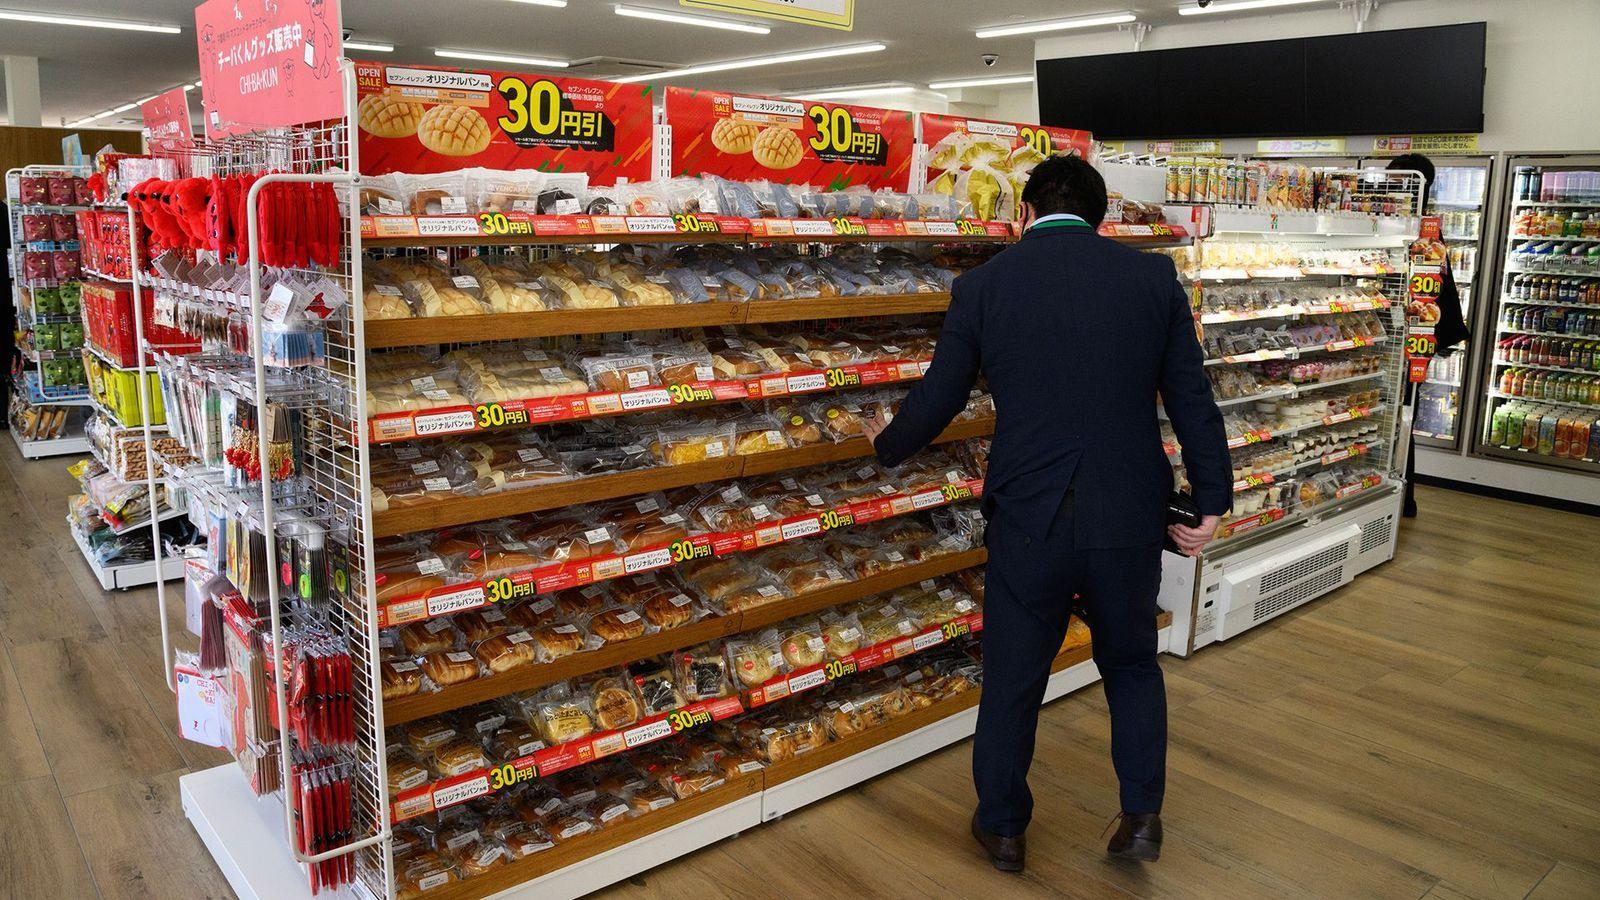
[1320,442,1370,466]
[364,215,1018,244]
[1232,472,1276,493]
[1227,429,1275,450]
[743,611,985,711]
[1220,507,1288,538]
[1096,223,1188,240]
[1321,406,1371,427]
[375,478,985,627]
[370,360,928,443]
[1336,474,1385,499]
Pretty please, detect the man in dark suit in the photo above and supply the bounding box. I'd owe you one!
[865,155,1231,870]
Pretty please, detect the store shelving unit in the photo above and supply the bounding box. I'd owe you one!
[1158,169,1422,655]
[1473,156,1600,476]
[5,165,93,457]
[141,64,1208,900]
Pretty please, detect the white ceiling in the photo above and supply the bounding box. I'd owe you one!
[1,1,1210,126]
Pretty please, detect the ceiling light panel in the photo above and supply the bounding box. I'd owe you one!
[0,9,180,33]
[975,12,1136,39]
[434,49,570,68]
[503,0,568,7]
[614,4,770,34]
[611,42,887,84]
[344,40,395,53]
[1178,0,1326,14]
[927,74,1034,90]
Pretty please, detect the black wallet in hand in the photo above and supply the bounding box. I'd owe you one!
[1163,491,1202,556]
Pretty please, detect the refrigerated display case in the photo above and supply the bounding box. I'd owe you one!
[1474,154,1600,476]
[1157,165,1422,654]
[1411,158,1499,447]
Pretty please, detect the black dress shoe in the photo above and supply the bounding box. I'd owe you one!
[971,813,1025,872]
[1106,812,1162,861]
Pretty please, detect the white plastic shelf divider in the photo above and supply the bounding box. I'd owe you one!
[8,427,91,459]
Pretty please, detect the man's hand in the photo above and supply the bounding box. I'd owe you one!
[1167,514,1222,557]
[862,410,889,449]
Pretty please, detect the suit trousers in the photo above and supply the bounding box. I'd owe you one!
[973,496,1167,836]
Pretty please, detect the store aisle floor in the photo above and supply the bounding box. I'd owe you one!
[1,436,1596,900]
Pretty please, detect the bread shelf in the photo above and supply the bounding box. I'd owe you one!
[383,549,990,725]
[365,293,953,350]
[360,214,1015,249]
[373,417,995,537]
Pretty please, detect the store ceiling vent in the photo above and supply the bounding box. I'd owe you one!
[1254,566,1344,622]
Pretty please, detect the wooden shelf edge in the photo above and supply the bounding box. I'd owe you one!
[365,293,952,349]
[425,773,765,900]
[382,549,989,725]
[372,418,995,538]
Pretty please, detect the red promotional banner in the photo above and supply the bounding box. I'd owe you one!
[916,113,1093,221]
[355,63,654,184]
[665,87,915,190]
[195,0,344,140]
[141,88,193,153]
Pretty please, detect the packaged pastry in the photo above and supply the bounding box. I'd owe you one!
[585,603,649,645]
[475,630,539,673]
[518,519,619,564]
[555,585,610,620]
[578,351,657,393]
[595,760,651,797]
[467,170,547,214]
[725,630,785,688]
[629,659,686,717]
[432,737,491,777]
[716,748,767,781]
[674,557,759,605]
[479,277,553,314]
[541,273,621,310]
[403,716,460,755]
[387,747,431,795]
[504,597,560,630]
[642,589,702,631]
[648,344,717,386]
[626,783,679,816]
[658,756,727,800]
[779,620,828,670]
[365,283,415,320]
[756,546,849,595]
[488,722,545,760]
[674,645,732,702]
[453,607,512,645]
[547,809,596,844]
[651,420,736,466]
[382,660,424,701]
[855,601,918,645]
[533,688,596,746]
[587,675,644,731]
[812,399,866,442]
[751,713,829,763]
[491,818,555,860]
[820,611,864,659]
[733,415,788,456]
[395,848,456,899]
[401,172,472,216]
[772,403,825,446]
[422,649,482,687]
[530,622,587,662]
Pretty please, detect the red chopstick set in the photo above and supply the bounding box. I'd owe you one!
[285,632,354,751]
[125,174,341,270]
[290,756,356,894]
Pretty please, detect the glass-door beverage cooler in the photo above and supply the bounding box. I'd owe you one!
[1475,154,1600,474]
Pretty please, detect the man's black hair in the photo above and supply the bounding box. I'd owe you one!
[1021,154,1108,224]
[1386,152,1436,187]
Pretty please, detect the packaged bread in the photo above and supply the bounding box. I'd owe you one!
[422,649,481,687]
[488,722,544,761]
[542,273,620,310]
[518,520,620,564]
[756,546,849,595]
[530,622,587,662]
[855,601,918,644]
[674,645,731,702]
[779,620,827,670]
[382,660,424,701]
[479,277,553,313]
[467,170,546,214]
[577,350,656,393]
[401,172,472,216]
[812,399,866,442]
[533,686,595,746]
[733,415,788,456]
[475,630,539,673]
[365,283,415,320]
[395,849,456,899]
[626,783,679,816]
[628,659,685,717]
[647,344,716,386]
[432,737,491,777]
[820,610,864,658]
[403,716,459,755]
[387,747,431,794]
[751,713,829,763]
[494,819,556,860]
[400,618,459,656]
[584,604,649,645]
[547,809,596,843]
[726,630,785,688]
[451,835,509,879]
[651,420,736,466]
[586,675,643,732]
[554,585,610,620]
[504,597,559,630]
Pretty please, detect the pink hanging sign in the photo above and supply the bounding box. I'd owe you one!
[142,87,194,152]
[195,0,345,139]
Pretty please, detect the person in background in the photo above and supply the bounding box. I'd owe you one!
[864,155,1231,871]
[1388,153,1470,517]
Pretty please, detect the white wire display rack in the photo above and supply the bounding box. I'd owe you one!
[6,164,94,456]
[130,63,393,895]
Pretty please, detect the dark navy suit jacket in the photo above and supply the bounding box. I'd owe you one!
[876,225,1232,549]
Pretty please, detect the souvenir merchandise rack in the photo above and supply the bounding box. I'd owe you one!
[6,164,94,458]
[152,68,1193,900]
[1158,168,1424,654]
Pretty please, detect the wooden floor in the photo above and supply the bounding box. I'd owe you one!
[1,435,1596,900]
